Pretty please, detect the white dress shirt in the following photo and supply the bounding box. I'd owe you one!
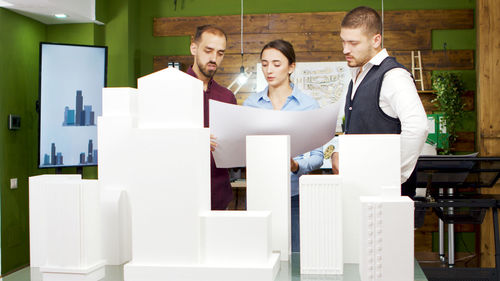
[349,49,428,184]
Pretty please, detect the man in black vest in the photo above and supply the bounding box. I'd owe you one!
[331,6,428,197]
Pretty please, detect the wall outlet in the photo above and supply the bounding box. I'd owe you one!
[10,178,18,189]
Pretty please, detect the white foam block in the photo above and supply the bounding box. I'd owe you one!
[125,128,211,265]
[299,175,343,275]
[246,135,291,261]
[359,196,414,281]
[43,179,103,269]
[102,87,138,117]
[124,255,280,281]
[29,175,82,267]
[97,115,135,266]
[40,261,105,281]
[100,188,131,265]
[81,180,103,265]
[339,134,400,263]
[137,67,203,128]
[200,211,273,265]
[97,116,136,190]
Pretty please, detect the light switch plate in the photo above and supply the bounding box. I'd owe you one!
[8,114,21,130]
[10,178,18,189]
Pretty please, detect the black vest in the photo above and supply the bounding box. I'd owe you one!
[344,57,406,134]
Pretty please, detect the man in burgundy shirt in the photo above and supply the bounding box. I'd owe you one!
[187,25,237,210]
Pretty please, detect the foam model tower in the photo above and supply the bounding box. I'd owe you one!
[98,87,137,265]
[299,175,343,275]
[339,134,401,264]
[246,135,291,261]
[359,188,414,281]
[29,174,82,268]
[29,175,105,281]
[98,68,280,281]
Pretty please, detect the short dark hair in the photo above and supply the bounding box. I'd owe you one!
[341,6,382,36]
[193,25,227,43]
[260,39,296,65]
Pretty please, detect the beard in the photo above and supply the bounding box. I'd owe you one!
[197,61,217,79]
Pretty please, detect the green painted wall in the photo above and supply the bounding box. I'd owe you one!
[0,0,477,275]
[0,7,46,275]
[106,0,138,87]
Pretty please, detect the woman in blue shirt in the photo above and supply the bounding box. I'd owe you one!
[243,39,324,252]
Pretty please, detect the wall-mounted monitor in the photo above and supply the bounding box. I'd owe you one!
[38,42,107,168]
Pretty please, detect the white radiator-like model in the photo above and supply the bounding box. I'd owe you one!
[299,175,343,275]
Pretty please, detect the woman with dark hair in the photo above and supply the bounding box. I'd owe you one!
[244,39,323,252]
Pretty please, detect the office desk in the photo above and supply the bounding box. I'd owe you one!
[5,254,428,281]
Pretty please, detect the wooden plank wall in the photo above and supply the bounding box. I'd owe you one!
[477,0,500,268]
[153,9,476,259]
[154,9,475,153]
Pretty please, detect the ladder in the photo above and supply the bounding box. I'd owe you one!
[411,50,425,91]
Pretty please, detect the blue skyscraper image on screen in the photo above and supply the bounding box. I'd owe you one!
[63,90,96,126]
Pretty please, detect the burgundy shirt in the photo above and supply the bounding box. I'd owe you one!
[187,66,237,210]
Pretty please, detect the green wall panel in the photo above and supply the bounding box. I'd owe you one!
[46,23,95,45]
[143,0,474,17]
[106,0,136,87]
[0,7,46,275]
[433,29,476,50]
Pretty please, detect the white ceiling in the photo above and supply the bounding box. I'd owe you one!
[0,0,101,25]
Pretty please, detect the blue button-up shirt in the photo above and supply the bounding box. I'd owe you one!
[243,84,324,197]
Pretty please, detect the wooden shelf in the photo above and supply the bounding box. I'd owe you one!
[418,90,436,94]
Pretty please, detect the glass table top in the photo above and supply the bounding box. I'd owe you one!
[3,254,428,281]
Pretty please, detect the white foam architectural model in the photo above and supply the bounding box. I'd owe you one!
[360,190,414,281]
[30,68,281,281]
[104,68,280,281]
[339,134,401,264]
[246,135,291,261]
[299,175,343,275]
[28,66,416,281]
[29,174,81,268]
[29,175,105,281]
[98,87,136,265]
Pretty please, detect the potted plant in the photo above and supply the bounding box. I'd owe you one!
[431,72,466,154]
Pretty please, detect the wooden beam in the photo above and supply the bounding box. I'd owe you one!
[478,0,500,268]
[392,50,475,70]
[153,14,270,37]
[383,9,474,31]
[153,10,473,37]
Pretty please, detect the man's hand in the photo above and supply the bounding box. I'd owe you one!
[291,158,299,173]
[210,134,217,152]
[331,152,339,174]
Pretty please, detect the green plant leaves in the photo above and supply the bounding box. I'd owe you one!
[431,72,466,154]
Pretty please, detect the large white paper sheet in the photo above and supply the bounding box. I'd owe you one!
[209,100,340,168]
